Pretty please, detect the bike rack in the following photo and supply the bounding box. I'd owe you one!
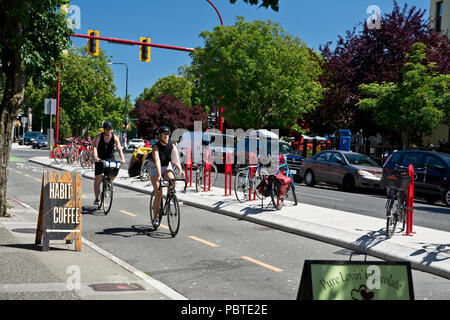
[185,148,193,188]
[405,165,415,236]
[203,148,212,192]
[224,151,233,196]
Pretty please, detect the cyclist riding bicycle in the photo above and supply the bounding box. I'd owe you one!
[93,121,126,206]
[149,126,184,228]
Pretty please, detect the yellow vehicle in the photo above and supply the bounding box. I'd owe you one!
[128,146,152,177]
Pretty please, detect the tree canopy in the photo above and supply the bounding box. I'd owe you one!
[305,1,450,137]
[136,74,194,106]
[190,16,323,131]
[132,95,207,139]
[229,0,279,11]
[358,43,450,147]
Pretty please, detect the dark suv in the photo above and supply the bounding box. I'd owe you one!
[381,150,450,206]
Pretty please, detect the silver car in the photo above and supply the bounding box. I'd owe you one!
[301,150,382,192]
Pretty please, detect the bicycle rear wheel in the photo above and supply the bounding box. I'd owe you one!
[167,194,180,237]
[271,186,283,210]
[149,191,163,229]
[103,179,113,214]
[385,198,397,239]
[234,171,249,203]
[80,150,91,169]
[140,159,151,181]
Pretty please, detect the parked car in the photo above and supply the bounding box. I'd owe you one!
[380,150,450,206]
[32,134,48,149]
[301,150,382,192]
[20,131,41,145]
[128,138,145,149]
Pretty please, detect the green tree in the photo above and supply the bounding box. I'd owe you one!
[136,74,194,106]
[190,17,323,130]
[229,0,279,11]
[0,0,71,216]
[22,47,127,139]
[358,43,450,148]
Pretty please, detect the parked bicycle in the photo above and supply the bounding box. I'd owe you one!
[96,160,122,214]
[384,171,411,239]
[149,178,187,237]
[234,161,263,203]
[272,154,298,210]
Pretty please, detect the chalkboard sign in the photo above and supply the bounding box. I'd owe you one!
[35,170,82,251]
[297,260,414,300]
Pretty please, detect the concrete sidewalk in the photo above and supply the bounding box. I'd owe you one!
[1,193,187,300]
[29,156,450,280]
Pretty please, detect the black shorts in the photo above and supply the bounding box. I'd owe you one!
[95,160,119,177]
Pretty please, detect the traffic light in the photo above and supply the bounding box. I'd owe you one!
[87,30,99,56]
[140,37,151,62]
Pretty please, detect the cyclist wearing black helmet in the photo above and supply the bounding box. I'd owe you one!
[149,126,184,228]
[92,121,126,206]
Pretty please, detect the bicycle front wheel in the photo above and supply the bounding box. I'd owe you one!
[103,179,113,215]
[285,183,298,205]
[80,150,91,169]
[271,186,283,211]
[195,166,204,192]
[235,171,249,203]
[385,198,397,239]
[167,194,180,237]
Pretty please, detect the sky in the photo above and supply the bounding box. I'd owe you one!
[68,0,431,104]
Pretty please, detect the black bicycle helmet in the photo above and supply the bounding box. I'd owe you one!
[103,121,113,130]
[157,126,171,135]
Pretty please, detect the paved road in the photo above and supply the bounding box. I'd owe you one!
[7,146,450,300]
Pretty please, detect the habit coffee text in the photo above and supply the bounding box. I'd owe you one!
[49,182,80,224]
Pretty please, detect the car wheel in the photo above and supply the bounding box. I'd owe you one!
[343,175,355,192]
[443,188,450,207]
[304,170,315,187]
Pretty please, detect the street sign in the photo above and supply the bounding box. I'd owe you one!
[44,98,57,115]
[35,170,82,251]
[297,260,414,300]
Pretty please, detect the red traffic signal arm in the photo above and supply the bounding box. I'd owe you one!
[71,33,194,53]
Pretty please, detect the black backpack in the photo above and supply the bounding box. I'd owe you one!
[257,175,274,197]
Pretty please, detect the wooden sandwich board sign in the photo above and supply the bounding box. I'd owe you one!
[297,260,414,300]
[35,170,82,251]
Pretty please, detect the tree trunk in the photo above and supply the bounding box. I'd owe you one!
[0,46,26,216]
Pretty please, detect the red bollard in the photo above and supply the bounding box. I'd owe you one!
[185,148,193,188]
[224,151,233,196]
[405,164,415,236]
[248,152,258,201]
[204,149,212,192]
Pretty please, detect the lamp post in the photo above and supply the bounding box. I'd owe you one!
[108,62,128,148]
[205,0,224,133]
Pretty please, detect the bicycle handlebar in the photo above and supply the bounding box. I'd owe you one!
[158,178,187,191]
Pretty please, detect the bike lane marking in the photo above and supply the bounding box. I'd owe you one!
[241,256,283,272]
[188,235,218,247]
[119,209,137,217]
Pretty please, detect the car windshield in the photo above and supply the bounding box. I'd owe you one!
[344,153,379,167]
[25,132,39,138]
[279,142,292,154]
[38,135,47,140]
[440,153,450,168]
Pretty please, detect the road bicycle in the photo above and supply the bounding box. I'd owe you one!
[149,178,187,237]
[384,172,411,239]
[234,162,264,203]
[96,160,122,215]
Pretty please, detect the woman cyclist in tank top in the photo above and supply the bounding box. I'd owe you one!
[149,126,184,228]
[92,121,126,206]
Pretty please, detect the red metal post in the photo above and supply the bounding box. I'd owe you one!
[185,148,193,187]
[55,70,60,147]
[405,165,415,236]
[224,151,233,196]
[71,34,194,52]
[249,152,258,201]
[204,149,212,192]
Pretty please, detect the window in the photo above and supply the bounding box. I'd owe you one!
[399,152,424,168]
[435,1,443,32]
[345,153,379,167]
[316,151,332,162]
[423,155,445,169]
[330,152,345,163]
